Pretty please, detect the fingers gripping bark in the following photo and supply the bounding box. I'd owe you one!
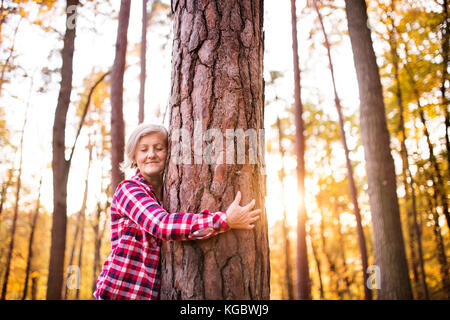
[226,191,262,230]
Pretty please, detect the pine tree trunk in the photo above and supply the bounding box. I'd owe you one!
[160,0,269,300]
[344,0,412,299]
[290,0,311,300]
[111,0,130,192]
[47,0,79,300]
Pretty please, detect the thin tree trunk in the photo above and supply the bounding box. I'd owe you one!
[47,0,80,300]
[276,116,295,300]
[333,197,352,299]
[64,132,92,300]
[91,200,107,294]
[402,59,435,300]
[0,168,13,220]
[0,17,21,96]
[64,213,81,299]
[401,155,421,297]
[31,277,38,300]
[309,225,324,299]
[75,208,85,300]
[139,0,148,124]
[290,0,311,300]
[425,194,450,299]
[440,0,450,175]
[22,177,42,300]
[75,134,92,300]
[313,0,371,300]
[388,0,428,299]
[111,0,130,192]
[344,0,412,299]
[403,49,450,233]
[318,206,334,297]
[1,90,30,300]
[161,0,269,300]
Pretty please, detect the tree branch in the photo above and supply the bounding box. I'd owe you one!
[67,70,111,164]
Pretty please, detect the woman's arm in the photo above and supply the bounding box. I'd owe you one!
[114,180,230,241]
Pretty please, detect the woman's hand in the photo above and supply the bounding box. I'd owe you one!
[226,191,261,230]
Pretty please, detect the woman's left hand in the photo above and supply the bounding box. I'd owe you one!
[225,191,261,230]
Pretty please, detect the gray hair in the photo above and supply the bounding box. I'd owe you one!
[120,123,168,172]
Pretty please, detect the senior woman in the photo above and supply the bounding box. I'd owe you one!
[93,123,261,300]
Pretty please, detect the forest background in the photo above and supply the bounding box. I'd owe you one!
[0,0,448,300]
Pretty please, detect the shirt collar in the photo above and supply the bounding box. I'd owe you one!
[133,171,154,189]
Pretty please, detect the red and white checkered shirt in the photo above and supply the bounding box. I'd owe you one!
[93,171,230,300]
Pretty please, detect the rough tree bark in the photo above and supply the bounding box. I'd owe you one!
[160,0,269,300]
[344,0,412,299]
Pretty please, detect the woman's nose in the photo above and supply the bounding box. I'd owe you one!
[147,148,157,158]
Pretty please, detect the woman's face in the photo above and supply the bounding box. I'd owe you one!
[134,132,168,180]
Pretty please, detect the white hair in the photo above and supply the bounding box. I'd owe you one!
[120,123,168,172]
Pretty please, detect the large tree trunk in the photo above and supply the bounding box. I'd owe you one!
[344,0,412,299]
[111,0,130,192]
[160,0,269,300]
[290,0,311,300]
[313,0,371,300]
[47,0,79,300]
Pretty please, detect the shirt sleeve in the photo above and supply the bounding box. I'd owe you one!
[114,180,230,241]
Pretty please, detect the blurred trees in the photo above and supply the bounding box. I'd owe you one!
[0,0,448,300]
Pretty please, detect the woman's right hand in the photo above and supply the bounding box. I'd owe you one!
[226,191,261,230]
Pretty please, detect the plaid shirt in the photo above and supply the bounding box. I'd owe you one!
[93,171,230,300]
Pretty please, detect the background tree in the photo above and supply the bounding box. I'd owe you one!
[110,0,130,192]
[344,0,412,299]
[46,0,80,300]
[291,0,312,300]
